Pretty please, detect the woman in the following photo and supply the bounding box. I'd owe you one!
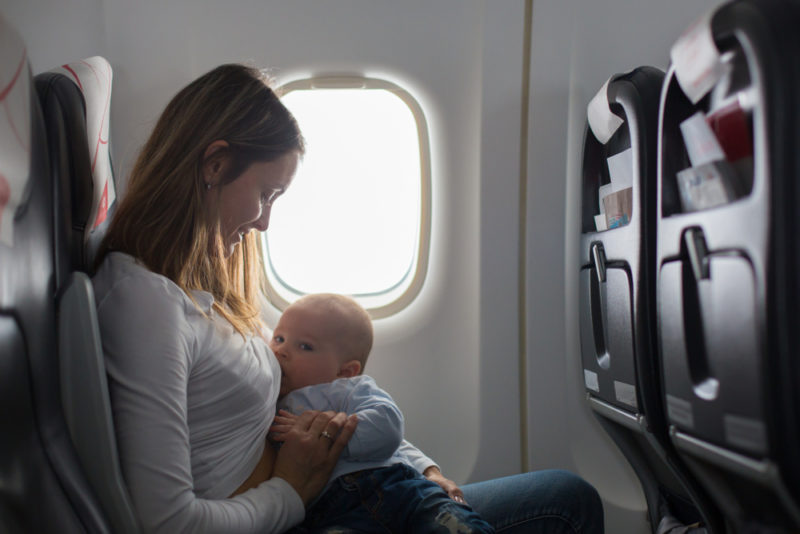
[93,63,603,533]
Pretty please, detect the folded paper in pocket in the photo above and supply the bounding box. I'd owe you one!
[587,77,624,144]
[676,161,737,212]
[603,187,632,229]
[680,111,726,167]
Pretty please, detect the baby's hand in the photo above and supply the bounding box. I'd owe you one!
[269,409,300,442]
[424,466,467,504]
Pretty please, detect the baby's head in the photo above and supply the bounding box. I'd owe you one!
[270,293,373,397]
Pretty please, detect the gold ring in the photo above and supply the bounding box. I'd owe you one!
[320,430,333,440]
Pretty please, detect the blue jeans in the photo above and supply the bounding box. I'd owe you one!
[289,463,494,533]
[461,469,604,534]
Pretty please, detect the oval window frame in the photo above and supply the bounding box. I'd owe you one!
[262,76,432,319]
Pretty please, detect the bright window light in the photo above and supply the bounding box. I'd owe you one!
[262,77,431,318]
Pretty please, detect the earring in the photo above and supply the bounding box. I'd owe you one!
[205,183,212,191]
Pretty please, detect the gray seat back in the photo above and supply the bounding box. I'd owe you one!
[36,57,139,532]
[59,272,140,534]
[0,14,111,533]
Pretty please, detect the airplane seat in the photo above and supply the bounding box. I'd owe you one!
[656,0,800,531]
[0,14,112,533]
[580,66,722,533]
[35,58,139,533]
[36,56,117,279]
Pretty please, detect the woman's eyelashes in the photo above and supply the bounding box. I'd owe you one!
[261,189,282,206]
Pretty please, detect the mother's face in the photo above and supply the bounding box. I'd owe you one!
[205,148,299,258]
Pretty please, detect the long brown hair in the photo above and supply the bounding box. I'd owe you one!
[95,64,304,335]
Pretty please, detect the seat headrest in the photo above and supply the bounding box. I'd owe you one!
[0,14,32,247]
[51,57,115,234]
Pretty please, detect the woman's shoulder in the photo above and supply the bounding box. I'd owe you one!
[93,252,205,313]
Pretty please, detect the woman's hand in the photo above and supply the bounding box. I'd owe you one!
[424,466,467,504]
[271,410,358,506]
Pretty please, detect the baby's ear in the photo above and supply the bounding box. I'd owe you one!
[338,360,362,378]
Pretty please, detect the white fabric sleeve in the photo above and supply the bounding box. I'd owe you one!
[96,274,304,534]
[398,439,439,475]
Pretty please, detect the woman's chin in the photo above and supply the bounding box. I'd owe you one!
[224,235,242,257]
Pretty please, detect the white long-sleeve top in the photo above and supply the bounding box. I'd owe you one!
[92,252,304,533]
[278,375,437,490]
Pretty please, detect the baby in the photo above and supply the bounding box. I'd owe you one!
[269,293,494,533]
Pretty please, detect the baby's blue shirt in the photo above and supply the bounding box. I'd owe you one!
[277,375,436,486]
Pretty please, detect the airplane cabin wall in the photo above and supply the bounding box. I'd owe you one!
[0,0,106,74]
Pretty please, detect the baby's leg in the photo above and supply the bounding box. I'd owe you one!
[379,464,494,534]
[406,482,495,534]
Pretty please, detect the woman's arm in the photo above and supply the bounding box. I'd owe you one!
[96,272,351,532]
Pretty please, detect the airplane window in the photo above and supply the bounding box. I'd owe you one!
[262,77,431,318]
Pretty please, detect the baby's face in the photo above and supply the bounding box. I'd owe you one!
[269,303,347,397]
